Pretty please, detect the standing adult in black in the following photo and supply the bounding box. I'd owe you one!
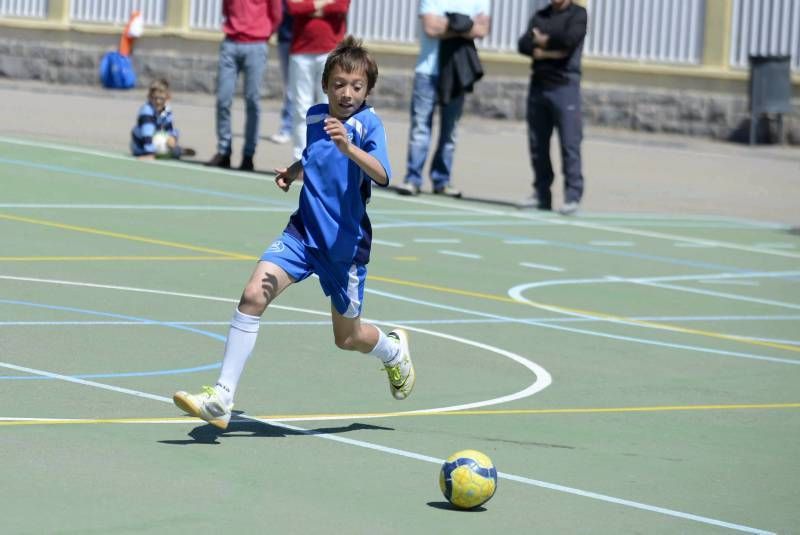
[518,0,587,215]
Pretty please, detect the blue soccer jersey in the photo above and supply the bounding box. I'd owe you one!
[130,102,178,156]
[285,102,392,265]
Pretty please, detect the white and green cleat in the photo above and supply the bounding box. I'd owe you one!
[173,386,233,430]
[385,329,415,400]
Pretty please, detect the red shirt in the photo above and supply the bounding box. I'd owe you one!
[287,0,350,54]
[223,0,283,43]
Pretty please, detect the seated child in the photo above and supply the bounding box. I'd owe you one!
[130,78,195,159]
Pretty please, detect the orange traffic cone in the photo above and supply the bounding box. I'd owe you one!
[119,10,144,57]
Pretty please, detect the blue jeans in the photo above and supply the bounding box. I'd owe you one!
[277,39,292,135]
[404,72,465,189]
[216,39,268,157]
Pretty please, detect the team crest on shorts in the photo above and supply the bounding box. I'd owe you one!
[267,240,285,253]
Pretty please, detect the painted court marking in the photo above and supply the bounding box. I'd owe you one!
[2,136,797,261]
[0,139,789,532]
[0,275,551,416]
[438,249,481,259]
[0,358,774,534]
[519,262,565,272]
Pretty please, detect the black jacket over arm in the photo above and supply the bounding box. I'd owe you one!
[437,12,484,105]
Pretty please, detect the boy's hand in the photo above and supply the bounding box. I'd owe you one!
[274,163,300,192]
[324,117,352,155]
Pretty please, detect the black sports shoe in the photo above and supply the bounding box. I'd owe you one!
[204,153,231,168]
[239,155,255,172]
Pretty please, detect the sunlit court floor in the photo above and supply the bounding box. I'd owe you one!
[1,136,798,534]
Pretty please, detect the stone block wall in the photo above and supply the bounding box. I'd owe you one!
[1,37,797,145]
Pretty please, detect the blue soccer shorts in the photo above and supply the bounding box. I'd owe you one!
[260,232,367,318]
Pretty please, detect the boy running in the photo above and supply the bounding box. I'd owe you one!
[173,36,415,429]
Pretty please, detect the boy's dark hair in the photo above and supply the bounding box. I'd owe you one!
[322,36,378,93]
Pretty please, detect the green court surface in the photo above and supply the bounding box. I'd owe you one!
[1,137,799,534]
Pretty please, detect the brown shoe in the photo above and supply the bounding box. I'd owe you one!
[204,153,231,168]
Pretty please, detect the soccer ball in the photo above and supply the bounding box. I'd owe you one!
[439,449,497,509]
[152,130,171,157]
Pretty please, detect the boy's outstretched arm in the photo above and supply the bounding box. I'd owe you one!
[324,117,389,186]
[274,160,304,192]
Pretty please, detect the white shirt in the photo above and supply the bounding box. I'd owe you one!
[415,0,491,76]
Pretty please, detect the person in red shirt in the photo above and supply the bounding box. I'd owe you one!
[286,0,350,161]
[206,0,282,172]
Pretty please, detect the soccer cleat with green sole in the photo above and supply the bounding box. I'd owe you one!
[385,329,415,400]
[173,386,233,430]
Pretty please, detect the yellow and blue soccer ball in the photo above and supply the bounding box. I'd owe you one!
[439,449,497,509]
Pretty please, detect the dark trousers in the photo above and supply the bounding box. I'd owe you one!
[526,78,584,207]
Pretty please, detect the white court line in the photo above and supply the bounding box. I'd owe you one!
[699,279,760,286]
[0,203,290,211]
[519,262,565,272]
[0,275,550,416]
[414,238,461,243]
[438,250,481,259]
[371,239,404,248]
[510,270,800,290]
[754,242,796,249]
[4,135,793,259]
[0,136,272,183]
[589,240,635,247]
[673,242,711,248]
[381,193,800,260]
[0,357,774,534]
[621,278,800,311]
[504,239,549,245]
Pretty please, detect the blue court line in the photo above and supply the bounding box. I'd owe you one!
[365,288,800,366]
[372,214,788,276]
[2,155,782,277]
[0,299,222,380]
[0,157,291,207]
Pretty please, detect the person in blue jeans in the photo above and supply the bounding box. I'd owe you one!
[396,0,491,198]
[205,0,282,172]
[267,0,293,145]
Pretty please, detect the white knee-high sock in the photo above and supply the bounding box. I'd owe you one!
[369,329,400,365]
[215,308,261,404]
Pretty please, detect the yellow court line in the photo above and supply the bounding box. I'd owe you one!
[3,213,797,354]
[370,275,800,354]
[1,402,798,427]
[0,213,251,259]
[0,256,246,261]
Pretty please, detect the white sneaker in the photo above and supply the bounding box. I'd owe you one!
[395,182,421,196]
[267,132,291,144]
[559,201,580,215]
[173,386,233,429]
[384,329,415,400]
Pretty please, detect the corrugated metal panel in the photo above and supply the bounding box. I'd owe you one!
[190,0,221,30]
[585,0,704,64]
[0,0,47,18]
[730,0,800,71]
[346,0,705,63]
[70,0,166,26]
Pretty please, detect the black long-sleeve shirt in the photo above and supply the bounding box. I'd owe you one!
[518,3,587,87]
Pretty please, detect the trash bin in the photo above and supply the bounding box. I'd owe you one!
[748,55,792,145]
